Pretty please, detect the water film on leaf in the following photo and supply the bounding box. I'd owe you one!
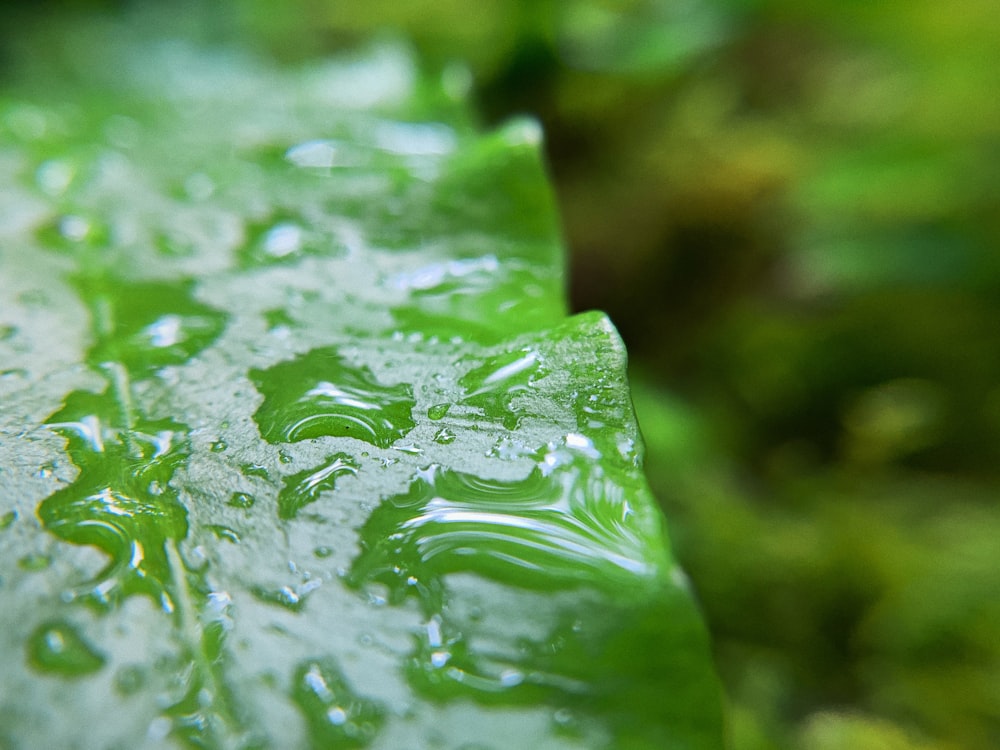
[0,11,722,749]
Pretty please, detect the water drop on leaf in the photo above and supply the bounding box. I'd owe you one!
[27,621,105,677]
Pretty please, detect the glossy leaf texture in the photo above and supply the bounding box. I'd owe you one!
[0,13,722,750]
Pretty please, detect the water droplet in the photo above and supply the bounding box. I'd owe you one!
[433,428,456,445]
[251,584,307,612]
[427,403,451,421]
[279,450,294,464]
[27,621,106,677]
[552,707,581,736]
[146,716,172,743]
[114,664,147,695]
[240,463,270,480]
[251,347,416,448]
[278,454,359,520]
[209,439,228,453]
[36,159,75,196]
[501,117,543,147]
[207,525,241,544]
[285,139,356,169]
[498,669,524,687]
[394,443,422,455]
[314,546,334,559]
[35,461,56,479]
[0,510,17,529]
[372,120,457,157]
[44,213,107,248]
[292,659,385,748]
[228,492,256,509]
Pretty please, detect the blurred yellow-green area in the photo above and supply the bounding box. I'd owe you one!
[4,1,998,748]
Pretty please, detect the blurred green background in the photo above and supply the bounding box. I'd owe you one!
[4,1,998,748]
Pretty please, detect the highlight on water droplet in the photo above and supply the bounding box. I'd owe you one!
[251,347,415,449]
[262,222,303,258]
[238,211,345,268]
[537,433,603,477]
[285,139,358,169]
[37,212,110,253]
[61,214,100,243]
[36,159,76,196]
[487,436,533,461]
[387,255,499,294]
[27,620,106,677]
[372,120,457,157]
[278,454,359,520]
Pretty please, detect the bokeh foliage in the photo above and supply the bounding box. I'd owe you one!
[4,1,998,749]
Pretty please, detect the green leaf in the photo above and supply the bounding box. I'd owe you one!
[0,13,722,750]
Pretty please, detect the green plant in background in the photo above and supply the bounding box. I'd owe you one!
[0,7,722,749]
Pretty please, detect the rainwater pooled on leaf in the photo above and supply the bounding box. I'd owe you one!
[278,453,360,520]
[251,348,416,448]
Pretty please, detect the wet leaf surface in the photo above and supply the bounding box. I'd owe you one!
[0,13,722,750]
